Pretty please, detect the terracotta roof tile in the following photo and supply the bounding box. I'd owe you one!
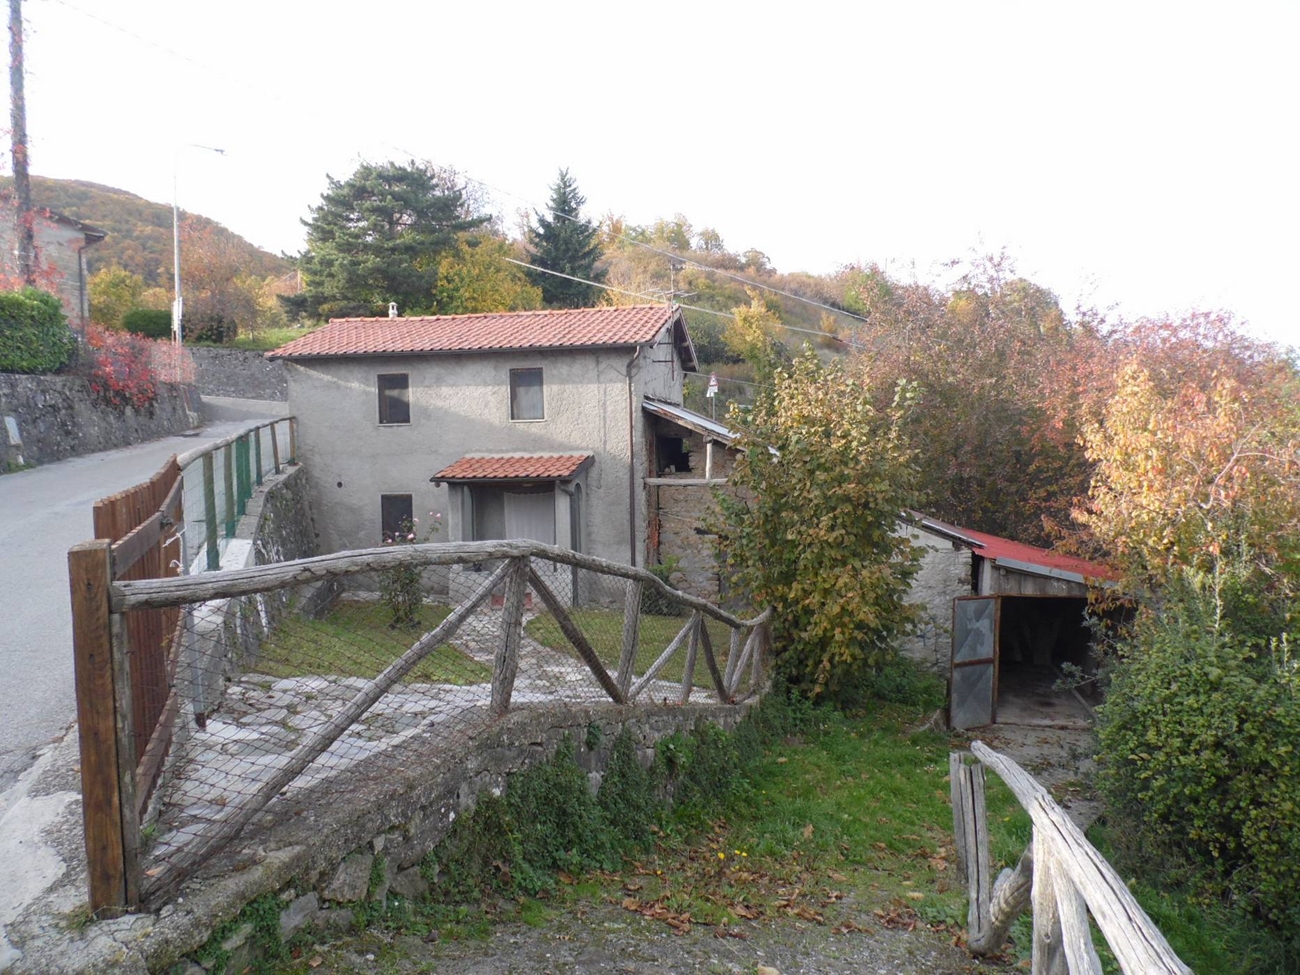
[432,454,592,481]
[268,305,678,359]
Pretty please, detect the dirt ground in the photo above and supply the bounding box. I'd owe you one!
[305,901,1003,975]
[283,721,1096,975]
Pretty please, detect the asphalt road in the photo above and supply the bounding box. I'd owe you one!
[0,417,276,793]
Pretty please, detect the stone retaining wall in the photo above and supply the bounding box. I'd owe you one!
[652,431,738,602]
[0,373,200,468]
[9,701,751,974]
[189,347,287,401]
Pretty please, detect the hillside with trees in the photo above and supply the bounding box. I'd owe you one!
[1,176,290,285]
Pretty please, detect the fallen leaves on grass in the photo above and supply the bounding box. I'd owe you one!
[621,897,692,934]
[873,905,921,931]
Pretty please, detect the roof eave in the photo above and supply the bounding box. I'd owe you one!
[267,341,648,362]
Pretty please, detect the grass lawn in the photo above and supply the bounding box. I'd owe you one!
[254,601,491,685]
[553,701,1031,938]
[524,608,736,687]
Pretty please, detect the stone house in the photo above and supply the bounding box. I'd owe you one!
[268,305,700,600]
[0,202,105,325]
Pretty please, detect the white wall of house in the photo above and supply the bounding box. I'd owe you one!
[283,324,685,573]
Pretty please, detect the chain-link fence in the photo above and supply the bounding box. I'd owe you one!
[102,541,770,907]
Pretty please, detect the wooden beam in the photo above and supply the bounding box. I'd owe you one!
[697,620,730,702]
[970,845,1033,956]
[642,477,729,487]
[678,612,701,705]
[142,559,511,904]
[617,580,642,698]
[971,741,1190,975]
[1032,833,1068,975]
[113,539,773,633]
[68,540,128,916]
[109,612,141,908]
[629,613,697,701]
[491,557,529,715]
[528,566,624,703]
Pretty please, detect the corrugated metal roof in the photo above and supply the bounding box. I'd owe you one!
[642,398,737,444]
[268,305,696,364]
[430,453,592,482]
[908,512,1118,583]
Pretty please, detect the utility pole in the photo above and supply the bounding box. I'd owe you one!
[8,0,35,285]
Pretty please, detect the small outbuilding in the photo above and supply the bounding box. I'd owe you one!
[898,513,1118,730]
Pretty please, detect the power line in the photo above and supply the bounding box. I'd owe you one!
[44,0,874,339]
[503,258,864,350]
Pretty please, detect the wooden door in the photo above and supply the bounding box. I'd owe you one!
[950,595,999,730]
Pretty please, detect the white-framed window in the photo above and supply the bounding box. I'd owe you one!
[509,367,544,421]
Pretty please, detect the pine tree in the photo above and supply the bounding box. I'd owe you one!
[290,161,486,320]
[526,169,606,308]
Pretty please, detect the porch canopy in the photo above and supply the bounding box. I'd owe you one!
[431,453,593,545]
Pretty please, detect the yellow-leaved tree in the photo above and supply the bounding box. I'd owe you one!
[714,349,922,700]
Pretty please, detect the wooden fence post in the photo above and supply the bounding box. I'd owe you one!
[617,580,643,698]
[288,417,298,465]
[491,557,529,715]
[222,443,235,537]
[679,612,701,704]
[1032,832,1069,975]
[68,540,131,916]
[951,754,992,946]
[202,453,219,571]
[270,420,281,475]
[254,427,263,486]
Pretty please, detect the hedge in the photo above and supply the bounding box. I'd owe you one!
[0,287,74,374]
[121,308,173,339]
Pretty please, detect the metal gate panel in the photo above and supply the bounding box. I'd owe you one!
[950,595,999,730]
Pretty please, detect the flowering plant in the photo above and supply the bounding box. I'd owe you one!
[379,511,442,628]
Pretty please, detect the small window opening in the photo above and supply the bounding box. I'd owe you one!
[509,367,544,420]
[655,434,692,475]
[380,493,414,542]
[378,373,410,425]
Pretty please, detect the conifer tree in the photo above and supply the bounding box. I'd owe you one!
[526,169,605,308]
[290,161,486,320]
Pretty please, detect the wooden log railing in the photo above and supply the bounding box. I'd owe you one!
[952,743,1190,975]
[77,538,770,913]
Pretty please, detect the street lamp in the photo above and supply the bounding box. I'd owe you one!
[173,144,226,373]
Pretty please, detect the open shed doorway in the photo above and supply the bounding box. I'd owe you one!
[950,594,1093,730]
[995,596,1091,728]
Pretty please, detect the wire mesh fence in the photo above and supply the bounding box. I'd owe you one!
[105,541,769,906]
[174,417,294,573]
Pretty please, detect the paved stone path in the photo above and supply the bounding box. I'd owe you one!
[148,605,716,869]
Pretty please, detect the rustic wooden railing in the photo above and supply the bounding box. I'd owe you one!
[73,537,769,914]
[68,416,296,916]
[951,743,1190,974]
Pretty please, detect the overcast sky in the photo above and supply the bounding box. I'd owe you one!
[11,0,1298,346]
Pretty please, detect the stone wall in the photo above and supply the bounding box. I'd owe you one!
[653,432,738,601]
[9,701,752,974]
[0,373,199,468]
[189,347,288,401]
[898,524,973,670]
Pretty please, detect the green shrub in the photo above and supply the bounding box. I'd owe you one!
[0,287,73,373]
[507,736,610,878]
[598,729,659,846]
[1097,570,1300,930]
[120,308,173,339]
